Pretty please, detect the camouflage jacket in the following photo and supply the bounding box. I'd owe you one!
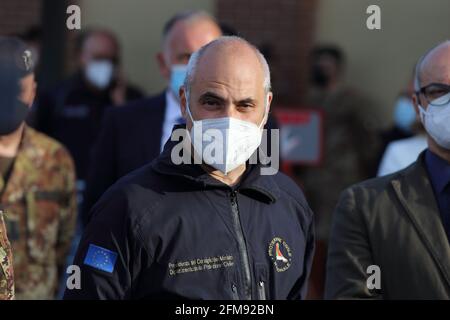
[0,211,14,300]
[0,126,77,299]
[301,87,382,241]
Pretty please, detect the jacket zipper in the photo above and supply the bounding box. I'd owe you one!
[231,284,239,300]
[230,190,252,300]
[258,280,266,300]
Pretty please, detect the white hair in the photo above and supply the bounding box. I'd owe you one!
[184,36,272,103]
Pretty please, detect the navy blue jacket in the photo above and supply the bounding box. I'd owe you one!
[64,137,314,300]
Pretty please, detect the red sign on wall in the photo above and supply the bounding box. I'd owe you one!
[275,108,324,166]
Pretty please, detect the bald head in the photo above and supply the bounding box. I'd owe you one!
[162,11,221,52]
[414,40,450,91]
[412,40,450,155]
[184,36,271,99]
[180,36,272,130]
[157,11,222,81]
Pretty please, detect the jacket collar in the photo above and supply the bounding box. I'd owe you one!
[151,125,280,204]
[425,150,450,194]
[391,150,450,288]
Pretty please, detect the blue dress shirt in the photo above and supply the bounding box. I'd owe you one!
[425,150,450,241]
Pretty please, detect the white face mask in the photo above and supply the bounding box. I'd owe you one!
[185,99,268,174]
[419,96,450,149]
[84,60,114,90]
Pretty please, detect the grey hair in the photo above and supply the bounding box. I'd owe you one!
[414,40,450,92]
[183,36,272,103]
[162,10,218,47]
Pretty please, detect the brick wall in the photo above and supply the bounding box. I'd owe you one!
[0,0,42,36]
[216,0,318,106]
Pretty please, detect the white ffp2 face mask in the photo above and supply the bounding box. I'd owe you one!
[419,99,450,150]
[85,60,114,90]
[186,101,267,174]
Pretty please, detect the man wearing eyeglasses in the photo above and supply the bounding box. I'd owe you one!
[325,40,450,299]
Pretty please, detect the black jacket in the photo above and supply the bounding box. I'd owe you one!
[30,72,144,179]
[65,137,314,300]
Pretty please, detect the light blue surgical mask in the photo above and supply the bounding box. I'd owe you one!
[85,60,114,90]
[393,97,416,132]
[169,64,187,98]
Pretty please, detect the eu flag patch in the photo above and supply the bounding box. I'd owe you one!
[83,244,118,273]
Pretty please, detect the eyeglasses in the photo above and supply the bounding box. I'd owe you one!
[416,83,450,106]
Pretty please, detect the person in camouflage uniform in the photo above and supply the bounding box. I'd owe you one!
[300,46,382,242]
[0,37,77,300]
[0,211,14,300]
[302,86,381,241]
[297,46,382,298]
[2,126,77,300]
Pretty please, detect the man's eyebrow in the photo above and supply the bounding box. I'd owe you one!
[198,92,226,101]
[198,92,257,105]
[235,97,257,105]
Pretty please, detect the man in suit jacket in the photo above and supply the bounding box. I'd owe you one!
[325,40,450,299]
[81,11,222,225]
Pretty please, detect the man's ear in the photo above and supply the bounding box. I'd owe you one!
[263,92,273,125]
[180,86,187,119]
[30,78,37,108]
[156,52,170,80]
[19,74,36,108]
[412,93,421,118]
[266,92,273,113]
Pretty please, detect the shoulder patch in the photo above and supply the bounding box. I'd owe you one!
[83,244,118,273]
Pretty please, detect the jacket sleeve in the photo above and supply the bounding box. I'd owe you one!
[55,147,78,282]
[324,187,382,299]
[64,187,148,300]
[82,109,118,227]
[0,212,15,300]
[288,206,315,300]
